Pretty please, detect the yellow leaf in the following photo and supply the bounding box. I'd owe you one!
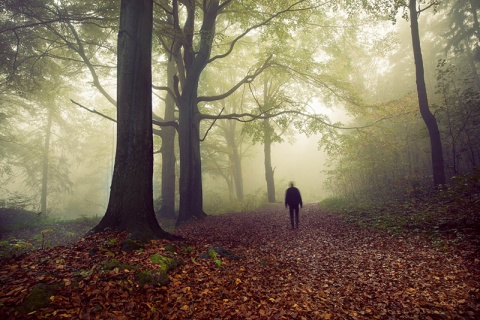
[180,305,189,311]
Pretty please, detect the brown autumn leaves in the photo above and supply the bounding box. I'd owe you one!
[1,204,478,319]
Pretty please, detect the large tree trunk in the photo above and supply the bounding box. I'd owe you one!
[409,0,446,186]
[157,58,177,219]
[90,0,168,240]
[176,86,207,225]
[176,1,219,225]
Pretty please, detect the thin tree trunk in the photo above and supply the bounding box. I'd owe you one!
[158,58,177,219]
[41,110,53,215]
[262,77,276,202]
[231,146,244,201]
[264,116,276,202]
[225,120,244,200]
[409,0,446,186]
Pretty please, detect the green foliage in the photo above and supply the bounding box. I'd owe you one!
[32,228,53,249]
[179,243,194,253]
[203,192,267,215]
[149,254,181,271]
[207,248,217,259]
[135,269,169,287]
[15,283,64,314]
[103,260,138,272]
[163,244,176,253]
[321,170,480,238]
[0,239,32,258]
[200,248,223,267]
[104,238,117,247]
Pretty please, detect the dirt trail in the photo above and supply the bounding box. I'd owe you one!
[175,203,479,319]
[0,204,478,319]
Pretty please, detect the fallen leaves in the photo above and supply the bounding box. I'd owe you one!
[0,204,479,319]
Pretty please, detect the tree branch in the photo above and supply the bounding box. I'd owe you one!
[200,108,410,130]
[200,107,224,141]
[71,99,117,122]
[71,99,179,131]
[208,0,310,63]
[197,54,273,103]
[152,119,179,131]
[152,84,179,105]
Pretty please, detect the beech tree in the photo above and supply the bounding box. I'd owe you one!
[408,0,445,186]
[157,0,317,224]
[90,0,169,239]
[344,0,446,186]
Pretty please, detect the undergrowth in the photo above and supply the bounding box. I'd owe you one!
[203,192,267,215]
[321,170,480,243]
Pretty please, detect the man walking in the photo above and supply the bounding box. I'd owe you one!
[285,182,303,229]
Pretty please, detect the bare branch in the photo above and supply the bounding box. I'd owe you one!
[72,99,179,132]
[152,84,179,105]
[198,54,273,103]
[200,107,224,141]
[218,0,235,11]
[0,16,108,34]
[152,119,179,131]
[418,1,438,14]
[209,0,310,63]
[71,99,117,122]
[200,108,410,131]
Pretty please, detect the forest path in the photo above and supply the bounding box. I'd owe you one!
[1,204,478,319]
[175,203,479,319]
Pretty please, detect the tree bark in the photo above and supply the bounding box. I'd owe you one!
[41,109,53,215]
[90,0,168,240]
[157,58,177,219]
[176,1,220,225]
[225,119,244,200]
[409,0,446,186]
[264,116,276,202]
[262,77,276,202]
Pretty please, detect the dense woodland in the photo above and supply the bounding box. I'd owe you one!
[1,1,479,319]
[0,0,479,233]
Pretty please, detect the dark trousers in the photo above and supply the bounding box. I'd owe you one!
[289,205,299,229]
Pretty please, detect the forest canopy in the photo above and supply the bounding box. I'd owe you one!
[0,0,478,229]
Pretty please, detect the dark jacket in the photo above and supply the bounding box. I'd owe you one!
[285,187,303,208]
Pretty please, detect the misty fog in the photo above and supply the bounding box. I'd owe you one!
[1,1,479,225]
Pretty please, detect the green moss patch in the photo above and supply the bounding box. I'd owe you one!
[16,282,64,314]
[135,269,169,287]
[103,259,139,271]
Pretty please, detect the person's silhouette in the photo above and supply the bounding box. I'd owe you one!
[285,182,303,229]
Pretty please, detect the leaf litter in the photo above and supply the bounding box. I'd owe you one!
[0,204,478,319]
